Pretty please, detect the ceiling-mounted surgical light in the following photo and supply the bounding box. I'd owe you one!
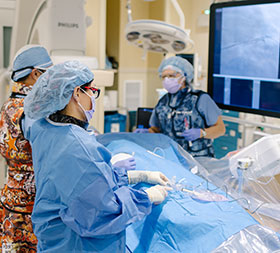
[125,0,194,58]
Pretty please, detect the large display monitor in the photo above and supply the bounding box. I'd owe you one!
[208,0,280,118]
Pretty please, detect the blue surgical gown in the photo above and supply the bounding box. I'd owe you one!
[25,118,152,252]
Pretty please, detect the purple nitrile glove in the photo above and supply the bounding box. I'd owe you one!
[133,128,149,133]
[181,128,201,141]
[113,157,136,170]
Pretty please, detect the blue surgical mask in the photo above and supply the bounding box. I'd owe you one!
[77,90,95,122]
[163,77,182,94]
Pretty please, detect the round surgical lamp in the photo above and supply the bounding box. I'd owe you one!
[125,0,194,57]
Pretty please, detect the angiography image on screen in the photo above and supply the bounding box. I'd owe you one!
[208,1,280,117]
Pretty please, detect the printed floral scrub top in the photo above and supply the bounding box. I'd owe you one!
[0,82,37,252]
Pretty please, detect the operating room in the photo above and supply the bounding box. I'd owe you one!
[0,0,280,252]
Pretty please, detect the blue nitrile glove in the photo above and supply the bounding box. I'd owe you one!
[113,157,136,170]
[133,128,149,133]
[181,128,201,141]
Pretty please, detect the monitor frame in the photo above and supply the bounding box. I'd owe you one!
[208,0,280,118]
[136,107,153,129]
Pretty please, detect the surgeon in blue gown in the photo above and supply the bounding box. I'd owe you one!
[22,60,170,252]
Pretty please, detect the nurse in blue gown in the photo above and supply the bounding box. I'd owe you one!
[23,60,170,252]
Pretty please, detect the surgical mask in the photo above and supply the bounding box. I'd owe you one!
[163,76,182,94]
[77,90,95,122]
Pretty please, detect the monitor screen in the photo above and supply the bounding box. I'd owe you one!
[208,0,280,118]
[136,107,153,129]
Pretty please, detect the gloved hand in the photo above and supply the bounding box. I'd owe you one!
[181,128,201,141]
[127,171,169,185]
[145,185,171,205]
[112,157,136,170]
[133,128,149,133]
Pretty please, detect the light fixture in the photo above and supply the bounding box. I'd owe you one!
[125,0,194,58]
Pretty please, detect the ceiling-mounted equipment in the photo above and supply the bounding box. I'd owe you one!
[10,0,114,88]
[27,0,97,68]
[125,0,193,57]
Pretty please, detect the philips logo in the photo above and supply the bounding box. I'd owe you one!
[58,22,79,28]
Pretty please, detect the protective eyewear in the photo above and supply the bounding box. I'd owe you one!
[161,73,179,79]
[82,86,101,99]
[11,66,46,79]
[36,69,46,74]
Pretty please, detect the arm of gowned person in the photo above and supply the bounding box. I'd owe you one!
[201,116,225,139]
[58,136,152,238]
[127,170,169,185]
[148,126,160,133]
[19,112,36,141]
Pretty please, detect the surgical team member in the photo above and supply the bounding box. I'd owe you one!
[0,45,52,252]
[138,56,225,157]
[23,60,170,252]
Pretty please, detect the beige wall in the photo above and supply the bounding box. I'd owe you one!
[189,0,212,77]
[119,0,149,69]
[106,0,120,91]
[165,0,212,91]
[166,0,193,31]
[106,0,120,61]
[118,0,166,108]
[118,0,146,108]
[146,0,166,107]
[85,0,106,69]
[85,0,107,132]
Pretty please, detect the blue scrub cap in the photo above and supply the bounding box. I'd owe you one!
[12,44,53,82]
[158,56,194,83]
[24,60,94,120]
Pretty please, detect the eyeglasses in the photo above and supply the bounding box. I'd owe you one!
[82,86,101,99]
[36,69,46,74]
[11,66,46,79]
[161,73,179,79]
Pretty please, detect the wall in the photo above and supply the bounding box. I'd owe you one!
[118,0,159,109]
[106,0,120,62]
[85,0,106,69]
[85,0,107,132]
[188,0,212,89]
[146,0,165,107]
[166,0,212,91]
[106,0,120,91]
